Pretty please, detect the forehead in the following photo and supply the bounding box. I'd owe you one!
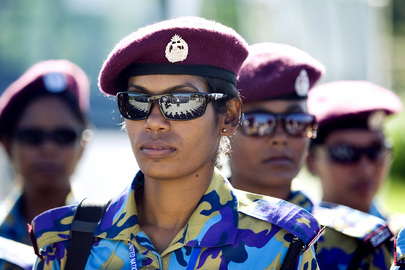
[17,96,79,128]
[243,99,307,113]
[324,129,385,145]
[127,74,209,93]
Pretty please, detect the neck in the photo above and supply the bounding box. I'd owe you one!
[136,168,213,253]
[139,170,213,228]
[22,184,71,223]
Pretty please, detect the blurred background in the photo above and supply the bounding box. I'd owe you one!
[0,0,404,212]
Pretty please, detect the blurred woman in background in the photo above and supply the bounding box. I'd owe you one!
[0,59,91,246]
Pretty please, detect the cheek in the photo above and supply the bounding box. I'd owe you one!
[316,161,346,183]
[231,133,258,154]
[10,144,34,172]
[63,145,83,166]
[291,138,310,160]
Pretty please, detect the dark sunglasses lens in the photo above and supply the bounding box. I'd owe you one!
[328,144,359,163]
[17,129,45,145]
[118,93,149,120]
[52,129,79,145]
[160,94,206,120]
[284,114,315,136]
[241,113,277,136]
[16,129,79,146]
[366,145,389,161]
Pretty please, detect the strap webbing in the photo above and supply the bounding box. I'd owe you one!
[280,235,305,270]
[65,197,110,270]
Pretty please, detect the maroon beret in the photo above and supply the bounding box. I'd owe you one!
[0,59,90,138]
[237,42,325,103]
[308,80,402,134]
[98,16,249,96]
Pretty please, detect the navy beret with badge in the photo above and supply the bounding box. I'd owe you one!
[0,59,90,139]
[98,16,249,96]
[236,42,325,103]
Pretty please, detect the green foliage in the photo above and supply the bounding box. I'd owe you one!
[385,96,405,182]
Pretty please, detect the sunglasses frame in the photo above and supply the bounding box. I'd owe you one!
[321,142,392,164]
[116,91,228,121]
[15,127,83,146]
[240,112,318,138]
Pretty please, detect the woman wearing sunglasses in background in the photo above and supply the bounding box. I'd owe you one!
[30,17,321,270]
[306,81,401,219]
[306,80,402,269]
[229,43,396,269]
[229,42,322,205]
[0,59,90,268]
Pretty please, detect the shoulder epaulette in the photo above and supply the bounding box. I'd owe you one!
[234,189,321,248]
[29,205,77,256]
[313,202,393,248]
[394,228,405,267]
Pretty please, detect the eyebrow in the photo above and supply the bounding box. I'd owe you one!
[127,83,204,94]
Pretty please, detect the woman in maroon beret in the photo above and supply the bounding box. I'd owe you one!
[229,43,396,269]
[0,59,90,250]
[229,42,323,204]
[30,17,321,270]
[306,80,402,269]
[306,80,402,219]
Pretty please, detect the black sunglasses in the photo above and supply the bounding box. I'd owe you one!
[240,112,317,138]
[117,92,228,121]
[323,143,392,164]
[16,128,82,146]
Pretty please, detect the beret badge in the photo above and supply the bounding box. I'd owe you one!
[367,110,386,130]
[43,72,67,93]
[165,34,189,63]
[295,69,310,97]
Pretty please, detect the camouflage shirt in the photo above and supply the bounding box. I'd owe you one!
[31,169,321,270]
[287,188,394,270]
[391,228,405,270]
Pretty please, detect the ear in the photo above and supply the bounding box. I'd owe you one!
[1,137,13,160]
[78,129,93,157]
[220,98,241,136]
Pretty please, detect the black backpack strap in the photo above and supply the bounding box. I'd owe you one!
[65,197,111,270]
[280,235,305,270]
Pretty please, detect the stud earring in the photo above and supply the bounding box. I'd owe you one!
[222,128,227,133]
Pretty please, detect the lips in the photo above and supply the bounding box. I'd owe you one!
[34,162,61,175]
[263,153,293,166]
[140,140,176,158]
[351,180,373,195]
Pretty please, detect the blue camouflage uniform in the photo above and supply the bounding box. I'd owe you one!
[288,190,316,213]
[314,202,393,270]
[30,169,321,270]
[287,186,394,269]
[391,228,405,270]
[0,187,80,245]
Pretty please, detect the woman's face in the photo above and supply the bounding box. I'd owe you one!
[124,74,227,181]
[229,99,310,197]
[7,96,85,194]
[308,129,391,213]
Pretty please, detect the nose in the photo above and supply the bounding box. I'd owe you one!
[269,122,288,145]
[144,103,170,132]
[356,154,376,175]
[39,139,59,157]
